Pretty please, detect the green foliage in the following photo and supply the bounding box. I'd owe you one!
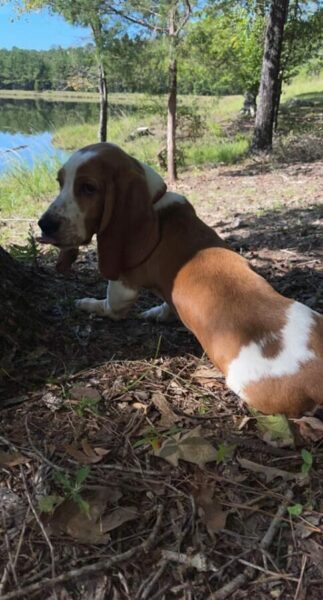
[185,137,249,166]
[215,443,236,464]
[1,1,321,98]
[8,226,40,265]
[54,466,91,514]
[287,503,303,517]
[38,494,62,513]
[301,449,313,474]
[72,395,101,417]
[180,7,264,95]
[0,157,58,218]
[133,425,182,450]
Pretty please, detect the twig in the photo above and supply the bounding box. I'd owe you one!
[140,560,168,600]
[161,550,217,573]
[24,416,66,472]
[260,489,293,551]
[19,467,57,586]
[238,559,298,582]
[208,488,294,599]
[0,503,164,600]
[0,562,11,597]
[209,569,254,600]
[143,504,164,552]
[294,555,307,600]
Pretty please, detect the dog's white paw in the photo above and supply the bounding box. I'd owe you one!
[75,298,125,320]
[140,303,174,323]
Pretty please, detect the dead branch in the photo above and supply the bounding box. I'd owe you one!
[208,488,294,599]
[0,504,164,600]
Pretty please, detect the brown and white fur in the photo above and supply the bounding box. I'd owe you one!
[38,143,323,417]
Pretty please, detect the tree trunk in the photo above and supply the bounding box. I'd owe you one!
[252,0,289,151]
[274,74,283,131]
[167,4,177,183]
[98,60,108,143]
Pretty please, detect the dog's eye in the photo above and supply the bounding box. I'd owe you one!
[81,183,97,196]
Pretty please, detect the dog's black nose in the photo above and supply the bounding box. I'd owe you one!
[38,216,60,236]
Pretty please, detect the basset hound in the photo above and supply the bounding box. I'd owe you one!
[38,143,323,417]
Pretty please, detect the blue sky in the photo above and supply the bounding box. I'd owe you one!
[0,5,90,50]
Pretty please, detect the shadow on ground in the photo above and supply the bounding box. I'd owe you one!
[2,203,322,403]
[218,203,323,309]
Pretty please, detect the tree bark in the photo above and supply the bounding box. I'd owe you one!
[252,0,289,151]
[98,60,108,143]
[167,4,177,183]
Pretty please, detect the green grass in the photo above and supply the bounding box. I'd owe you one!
[0,158,58,218]
[53,92,246,169]
[1,72,322,226]
[281,72,323,102]
[184,137,249,165]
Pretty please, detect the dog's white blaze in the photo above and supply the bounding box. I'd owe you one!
[139,161,166,201]
[154,191,187,211]
[51,149,98,238]
[226,301,316,398]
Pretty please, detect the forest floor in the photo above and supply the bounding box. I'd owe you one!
[1,147,323,599]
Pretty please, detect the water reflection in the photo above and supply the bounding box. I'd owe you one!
[0,98,99,134]
[0,98,99,172]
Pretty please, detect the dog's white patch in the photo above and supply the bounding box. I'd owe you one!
[154,191,187,211]
[50,149,98,241]
[76,280,138,319]
[227,301,316,398]
[139,161,167,201]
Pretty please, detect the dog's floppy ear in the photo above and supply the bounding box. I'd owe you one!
[97,163,163,280]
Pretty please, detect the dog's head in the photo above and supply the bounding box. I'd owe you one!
[38,143,166,279]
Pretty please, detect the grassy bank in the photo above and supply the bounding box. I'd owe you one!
[1,72,322,231]
[53,93,247,169]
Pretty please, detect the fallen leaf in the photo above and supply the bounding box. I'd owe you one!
[132,402,148,414]
[94,447,111,458]
[0,450,30,467]
[100,506,138,533]
[295,514,322,539]
[69,386,101,401]
[303,539,323,576]
[195,485,228,536]
[294,416,323,442]
[64,441,109,464]
[237,457,308,484]
[250,409,295,447]
[45,487,129,544]
[154,426,218,467]
[151,391,179,427]
[192,365,222,388]
[66,504,137,544]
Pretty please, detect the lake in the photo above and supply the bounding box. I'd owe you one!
[0,97,99,173]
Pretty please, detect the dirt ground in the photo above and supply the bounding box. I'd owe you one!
[0,156,322,600]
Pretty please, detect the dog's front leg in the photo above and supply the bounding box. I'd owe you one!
[76,280,139,320]
[140,302,176,323]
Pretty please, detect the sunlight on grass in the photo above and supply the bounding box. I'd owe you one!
[0,158,58,218]
[282,72,323,101]
[185,137,249,166]
[1,72,322,226]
